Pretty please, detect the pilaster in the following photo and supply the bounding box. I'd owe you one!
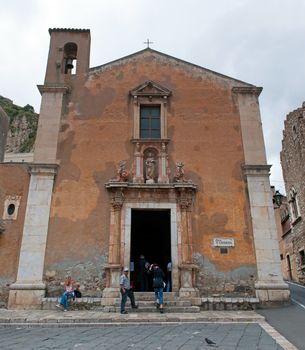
[242,165,290,303]
[8,164,58,309]
[176,186,199,299]
[101,189,125,305]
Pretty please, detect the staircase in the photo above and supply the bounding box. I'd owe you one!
[42,292,200,313]
[42,292,259,312]
[103,292,200,313]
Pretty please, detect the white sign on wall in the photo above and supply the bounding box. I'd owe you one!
[213,238,235,247]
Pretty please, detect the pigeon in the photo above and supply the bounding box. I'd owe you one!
[205,337,217,346]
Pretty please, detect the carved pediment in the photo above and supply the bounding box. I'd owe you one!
[130,80,171,97]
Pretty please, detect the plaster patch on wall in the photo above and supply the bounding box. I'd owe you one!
[51,178,99,221]
[45,250,108,297]
[193,252,256,296]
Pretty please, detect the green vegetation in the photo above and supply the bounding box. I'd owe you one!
[0,95,38,153]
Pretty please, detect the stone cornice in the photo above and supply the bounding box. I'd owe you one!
[10,282,46,290]
[232,86,263,97]
[255,282,289,290]
[242,164,271,176]
[37,84,70,95]
[49,28,90,34]
[131,138,170,144]
[29,163,59,176]
[105,182,197,191]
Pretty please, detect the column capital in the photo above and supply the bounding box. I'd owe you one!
[29,163,59,176]
[242,164,271,177]
[175,186,196,210]
[37,84,70,95]
[111,190,125,210]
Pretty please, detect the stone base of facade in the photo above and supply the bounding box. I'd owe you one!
[255,282,290,304]
[179,287,200,299]
[101,287,120,306]
[8,282,46,309]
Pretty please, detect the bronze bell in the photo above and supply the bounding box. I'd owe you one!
[65,58,74,70]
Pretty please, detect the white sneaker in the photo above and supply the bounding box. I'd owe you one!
[63,309,67,312]
[55,304,61,308]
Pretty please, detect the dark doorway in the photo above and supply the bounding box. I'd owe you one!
[130,209,171,291]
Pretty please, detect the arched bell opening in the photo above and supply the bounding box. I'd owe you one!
[63,42,78,74]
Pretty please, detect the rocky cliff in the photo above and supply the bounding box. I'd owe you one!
[0,96,38,153]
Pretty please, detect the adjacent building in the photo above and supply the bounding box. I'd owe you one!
[280,102,305,285]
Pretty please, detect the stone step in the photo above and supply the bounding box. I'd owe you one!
[134,292,178,301]
[136,300,192,307]
[42,296,259,311]
[101,305,201,313]
[42,297,192,310]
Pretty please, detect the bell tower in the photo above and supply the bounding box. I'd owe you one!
[8,29,91,309]
[44,28,91,84]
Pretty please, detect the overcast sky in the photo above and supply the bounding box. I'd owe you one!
[1,0,305,193]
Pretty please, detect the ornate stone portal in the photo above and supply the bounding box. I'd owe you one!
[102,146,198,305]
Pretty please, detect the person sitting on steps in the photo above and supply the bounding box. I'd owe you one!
[56,276,75,312]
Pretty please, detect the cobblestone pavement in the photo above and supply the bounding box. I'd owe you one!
[0,323,285,350]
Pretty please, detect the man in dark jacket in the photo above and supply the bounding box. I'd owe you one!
[138,254,149,292]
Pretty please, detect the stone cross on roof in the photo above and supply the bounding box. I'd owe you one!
[144,39,154,48]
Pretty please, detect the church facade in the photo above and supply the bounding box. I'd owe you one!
[0,28,289,309]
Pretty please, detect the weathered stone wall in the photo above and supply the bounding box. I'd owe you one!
[0,164,29,304]
[43,50,257,297]
[281,102,305,284]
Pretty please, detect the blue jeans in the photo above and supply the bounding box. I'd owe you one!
[154,287,163,305]
[60,292,74,309]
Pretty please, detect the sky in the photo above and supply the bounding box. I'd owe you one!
[1,0,305,193]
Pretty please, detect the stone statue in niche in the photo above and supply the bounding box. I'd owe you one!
[174,161,192,183]
[145,153,156,184]
[109,160,129,182]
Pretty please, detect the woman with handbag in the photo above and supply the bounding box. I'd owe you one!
[149,263,165,313]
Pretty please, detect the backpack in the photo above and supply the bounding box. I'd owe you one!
[74,289,82,298]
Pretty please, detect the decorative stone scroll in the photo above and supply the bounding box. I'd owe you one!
[109,160,130,183]
[174,162,192,183]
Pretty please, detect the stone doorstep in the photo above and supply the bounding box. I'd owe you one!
[101,306,201,313]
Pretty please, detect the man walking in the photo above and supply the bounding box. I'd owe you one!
[120,267,138,314]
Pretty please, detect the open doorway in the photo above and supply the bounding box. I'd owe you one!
[130,209,171,291]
